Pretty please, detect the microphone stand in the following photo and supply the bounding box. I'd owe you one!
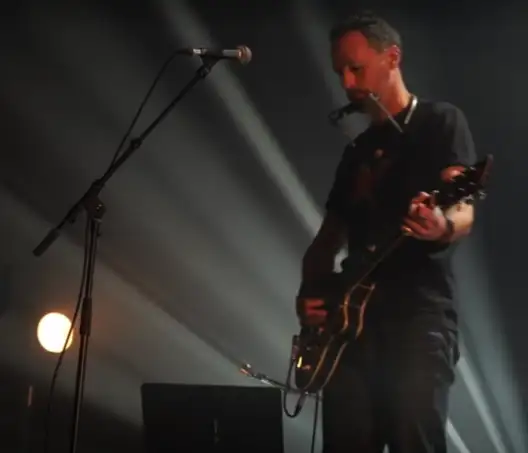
[32,56,220,453]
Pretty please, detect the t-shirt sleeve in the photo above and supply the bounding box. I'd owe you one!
[409,103,479,255]
[416,103,478,194]
[434,103,477,169]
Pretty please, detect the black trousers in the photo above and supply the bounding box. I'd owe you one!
[321,309,459,453]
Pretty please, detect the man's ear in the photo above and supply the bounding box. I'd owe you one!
[386,45,402,69]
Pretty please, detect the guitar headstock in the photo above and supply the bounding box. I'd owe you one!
[435,154,493,208]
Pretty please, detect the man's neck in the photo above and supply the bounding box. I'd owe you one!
[368,84,412,124]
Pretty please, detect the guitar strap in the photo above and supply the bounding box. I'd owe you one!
[359,95,419,248]
[367,93,418,163]
[404,94,419,126]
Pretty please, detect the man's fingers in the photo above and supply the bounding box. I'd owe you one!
[412,191,430,203]
[306,308,327,316]
[416,204,437,221]
[299,299,327,325]
[409,193,430,214]
[304,299,325,308]
[428,191,437,208]
[402,218,428,237]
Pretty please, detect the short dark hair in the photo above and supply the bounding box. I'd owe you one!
[329,10,402,52]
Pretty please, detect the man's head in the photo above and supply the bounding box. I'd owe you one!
[330,11,403,108]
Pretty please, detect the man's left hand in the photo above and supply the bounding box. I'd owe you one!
[402,192,448,241]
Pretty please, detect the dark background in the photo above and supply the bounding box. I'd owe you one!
[1,1,527,452]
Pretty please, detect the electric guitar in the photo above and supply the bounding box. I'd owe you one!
[291,155,493,394]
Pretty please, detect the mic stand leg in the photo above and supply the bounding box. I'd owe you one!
[68,197,105,453]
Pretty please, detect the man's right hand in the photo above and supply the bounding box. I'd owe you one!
[297,298,328,326]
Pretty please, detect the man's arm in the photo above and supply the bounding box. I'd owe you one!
[443,203,474,241]
[297,211,347,324]
[404,104,477,243]
[438,105,477,242]
[440,165,474,242]
[302,211,347,283]
[404,167,476,243]
[302,143,352,282]
[297,144,351,323]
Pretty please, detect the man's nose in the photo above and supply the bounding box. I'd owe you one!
[341,67,356,90]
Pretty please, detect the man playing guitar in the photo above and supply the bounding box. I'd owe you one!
[297,10,477,453]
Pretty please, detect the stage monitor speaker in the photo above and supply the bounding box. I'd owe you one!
[141,383,284,453]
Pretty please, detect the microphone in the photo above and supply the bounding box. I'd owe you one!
[327,92,377,124]
[328,102,362,124]
[176,45,252,65]
[328,90,388,125]
[328,92,406,133]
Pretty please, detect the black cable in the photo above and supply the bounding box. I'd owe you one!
[282,340,307,419]
[281,354,321,453]
[310,391,320,453]
[107,49,181,171]
[42,216,90,453]
[41,48,181,452]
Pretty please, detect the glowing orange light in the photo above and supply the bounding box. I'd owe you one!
[37,312,74,353]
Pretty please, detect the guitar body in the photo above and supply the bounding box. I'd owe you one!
[290,155,493,395]
[294,279,376,393]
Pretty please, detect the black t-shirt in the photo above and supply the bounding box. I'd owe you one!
[325,98,477,321]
